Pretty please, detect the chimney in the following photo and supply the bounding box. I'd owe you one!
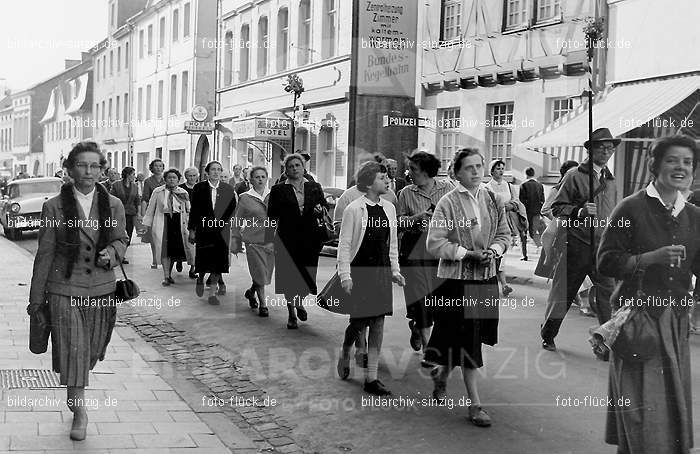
[64,59,81,69]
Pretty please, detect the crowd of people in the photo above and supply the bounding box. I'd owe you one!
[26,131,699,452]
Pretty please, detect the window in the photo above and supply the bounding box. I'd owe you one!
[139,29,145,58]
[223,31,233,85]
[169,149,185,171]
[108,98,112,126]
[96,59,100,82]
[277,8,289,71]
[322,0,337,58]
[437,108,461,172]
[441,0,462,41]
[159,16,166,48]
[102,56,106,79]
[172,9,179,41]
[147,24,153,55]
[115,95,120,127]
[101,101,106,126]
[122,151,127,168]
[95,104,99,129]
[117,46,121,72]
[170,74,177,115]
[155,147,162,159]
[536,0,561,22]
[157,80,164,119]
[257,17,268,77]
[146,84,152,119]
[123,93,129,123]
[505,0,528,29]
[181,71,189,113]
[183,3,191,37]
[239,25,250,82]
[487,103,514,170]
[110,2,115,27]
[137,87,143,121]
[109,50,114,75]
[298,0,312,65]
[549,96,580,122]
[335,151,345,177]
[125,42,129,68]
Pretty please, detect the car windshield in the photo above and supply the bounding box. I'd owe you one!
[9,181,61,198]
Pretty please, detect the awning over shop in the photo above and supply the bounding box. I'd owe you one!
[39,89,57,123]
[65,73,89,115]
[519,74,700,160]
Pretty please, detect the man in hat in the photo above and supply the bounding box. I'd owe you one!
[540,128,620,352]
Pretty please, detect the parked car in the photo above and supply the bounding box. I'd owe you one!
[322,187,344,249]
[0,177,62,240]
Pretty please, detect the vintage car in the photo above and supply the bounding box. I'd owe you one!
[0,177,62,240]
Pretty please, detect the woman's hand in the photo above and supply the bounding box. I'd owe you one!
[96,249,111,269]
[645,245,685,267]
[188,230,196,244]
[314,204,324,215]
[341,278,353,294]
[392,272,405,287]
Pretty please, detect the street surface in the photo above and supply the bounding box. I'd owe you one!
[6,234,700,454]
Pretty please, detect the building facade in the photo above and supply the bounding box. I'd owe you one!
[0,96,12,178]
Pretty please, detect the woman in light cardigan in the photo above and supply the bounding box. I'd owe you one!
[426,148,510,427]
[336,162,404,396]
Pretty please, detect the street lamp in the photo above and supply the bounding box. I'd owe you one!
[283,74,304,155]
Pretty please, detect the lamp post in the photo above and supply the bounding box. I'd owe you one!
[283,74,304,155]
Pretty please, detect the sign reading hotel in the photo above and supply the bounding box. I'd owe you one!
[356,1,418,97]
[230,117,292,140]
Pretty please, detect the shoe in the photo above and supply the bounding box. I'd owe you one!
[355,352,368,368]
[258,307,269,317]
[245,289,258,309]
[188,268,196,279]
[364,379,391,396]
[468,405,492,427]
[287,318,298,329]
[217,283,227,296]
[579,307,596,317]
[205,276,212,286]
[502,285,513,297]
[69,410,88,441]
[542,339,556,352]
[167,277,175,284]
[195,278,204,297]
[296,306,308,322]
[121,259,129,264]
[161,279,170,287]
[421,358,436,369]
[176,261,183,272]
[408,320,421,351]
[208,295,220,305]
[431,367,446,400]
[151,264,158,269]
[520,257,528,261]
[337,357,350,380]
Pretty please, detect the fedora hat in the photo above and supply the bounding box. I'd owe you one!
[584,128,621,149]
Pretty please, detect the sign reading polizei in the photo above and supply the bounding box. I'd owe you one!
[355,1,418,97]
[184,121,214,134]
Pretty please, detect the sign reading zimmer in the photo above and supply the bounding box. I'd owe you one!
[356,0,418,97]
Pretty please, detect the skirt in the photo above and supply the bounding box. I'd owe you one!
[163,213,186,261]
[245,243,274,286]
[424,277,499,369]
[48,292,117,387]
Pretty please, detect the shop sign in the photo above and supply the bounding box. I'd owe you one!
[184,121,214,134]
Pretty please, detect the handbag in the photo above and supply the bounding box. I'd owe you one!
[316,271,350,316]
[29,303,51,354]
[114,251,140,302]
[316,205,335,243]
[610,275,660,362]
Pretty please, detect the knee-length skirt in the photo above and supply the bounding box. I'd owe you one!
[245,243,274,286]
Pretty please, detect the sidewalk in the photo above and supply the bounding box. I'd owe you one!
[0,236,258,453]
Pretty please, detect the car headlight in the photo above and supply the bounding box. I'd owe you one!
[9,203,20,214]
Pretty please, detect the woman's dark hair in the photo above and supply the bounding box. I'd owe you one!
[204,160,223,173]
[148,158,164,173]
[357,162,387,193]
[121,166,135,180]
[249,166,268,178]
[408,151,441,177]
[559,160,579,178]
[453,148,485,174]
[647,135,699,177]
[489,159,506,173]
[64,141,107,170]
[163,168,182,181]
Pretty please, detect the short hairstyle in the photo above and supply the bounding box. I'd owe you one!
[64,141,107,170]
[356,161,387,193]
[489,159,506,173]
[163,168,181,180]
[525,167,535,177]
[204,160,223,173]
[148,159,164,173]
[183,167,198,177]
[560,160,579,178]
[647,135,699,177]
[453,148,485,174]
[121,166,135,180]
[408,151,441,177]
[283,153,305,170]
[249,166,268,178]
[385,158,397,166]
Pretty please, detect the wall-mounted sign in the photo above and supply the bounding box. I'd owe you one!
[191,105,208,122]
[229,116,292,141]
[184,121,214,134]
[381,115,428,128]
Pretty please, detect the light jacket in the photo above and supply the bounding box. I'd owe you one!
[231,188,271,244]
[142,185,194,265]
[337,195,400,283]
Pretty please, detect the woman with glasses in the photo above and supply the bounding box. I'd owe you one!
[28,141,128,441]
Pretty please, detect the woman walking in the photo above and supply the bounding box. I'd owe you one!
[142,169,194,286]
[597,135,699,454]
[231,166,274,317]
[336,162,404,395]
[267,154,327,329]
[486,159,528,260]
[179,167,199,278]
[140,159,165,268]
[28,141,128,441]
[110,166,140,264]
[188,161,237,305]
[426,148,510,427]
[397,151,453,363]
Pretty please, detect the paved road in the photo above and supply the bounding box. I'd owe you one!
[11,236,700,454]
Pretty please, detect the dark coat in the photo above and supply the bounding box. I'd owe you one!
[110,180,140,216]
[187,181,237,273]
[267,181,327,297]
[519,178,545,216]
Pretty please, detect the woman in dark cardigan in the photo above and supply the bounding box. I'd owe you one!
[597,135,700,454]
[110,166,140,263]
[267,153,327,329]
[187,161,237,305]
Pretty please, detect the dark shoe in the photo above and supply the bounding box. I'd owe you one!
[195,278,204,297]
[287,318,298,329]
[364,379,391,396]
[542,339,556,352]
[355,352,368,368]
[502,285,513,297]
[176,261,183,272]
[408,320,421,351]
[421,358,437,369]
[217,283,227,296]
[151,264,158,269]
[161,279,170,287]
[258,307,269,317]
[188,268,196,279]
[208,295,220,305]
[167,277,175,284]
[296,306,308,322]
[205,276,212,286]
[337,357,350,380]
[245,289,258,309]
[431,367,446,400]
[520,257,528,261]
[468,406,492,427]
[121,259,129,264]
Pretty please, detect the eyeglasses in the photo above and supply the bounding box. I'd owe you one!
[592,145,616,152]
[74,162,103,172]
